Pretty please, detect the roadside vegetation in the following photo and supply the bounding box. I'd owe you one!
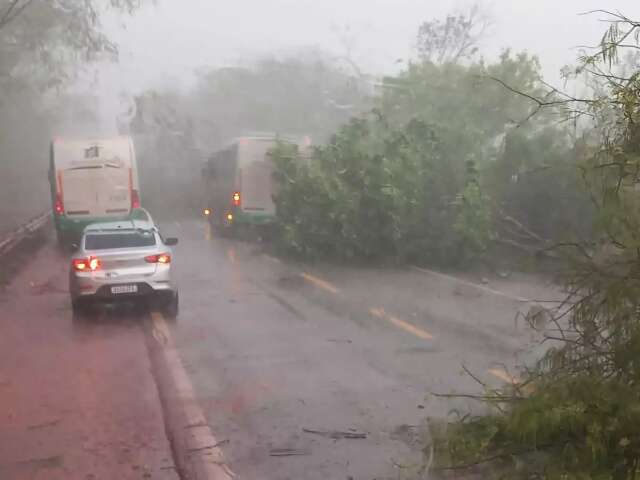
[423,12,640,478]
[270,10,640,477]
[270,11,591,267]
[0,0,144,232]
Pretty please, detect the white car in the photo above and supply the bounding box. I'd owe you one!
[69,219,179,317]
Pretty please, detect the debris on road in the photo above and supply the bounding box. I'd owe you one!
[269,448,311,457]
[29,279,64,295]
[188,439,229,453]
[27,418,61,430]
[303,428,367,439]
[185,420,209,429]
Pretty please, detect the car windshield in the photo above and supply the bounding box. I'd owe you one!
[84,231,156,250]
[5,2,640,480]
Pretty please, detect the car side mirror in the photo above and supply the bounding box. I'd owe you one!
[164,237,178,246]
[70,242,79,250]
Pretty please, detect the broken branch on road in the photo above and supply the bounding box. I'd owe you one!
[302,428,367,439]
[187,439,229,453]
[269,448,311,457]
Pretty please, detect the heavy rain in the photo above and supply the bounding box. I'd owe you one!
[2,1,640,479]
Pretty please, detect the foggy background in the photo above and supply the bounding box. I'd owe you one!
[89,0,640,132]
[5,0,640,233]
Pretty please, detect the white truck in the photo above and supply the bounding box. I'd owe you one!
[48,135,141,245]
[202,134,311,235]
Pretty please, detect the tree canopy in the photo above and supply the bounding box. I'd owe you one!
[430,11,640,479]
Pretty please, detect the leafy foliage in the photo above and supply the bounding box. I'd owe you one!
[432,11,640,480]
[272,112,494,264]
[272,43,590,265]
[0,0,143,90]
[0,0,144,230]
[415,4,488,65]
[454,179,494,262]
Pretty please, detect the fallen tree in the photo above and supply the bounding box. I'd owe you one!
[430,11,640,479]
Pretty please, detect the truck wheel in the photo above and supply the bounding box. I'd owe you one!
[57,231,69,250]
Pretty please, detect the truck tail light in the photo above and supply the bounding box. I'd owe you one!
[54,194,64,215]
[131,189,141,209]
[232,191,241,207]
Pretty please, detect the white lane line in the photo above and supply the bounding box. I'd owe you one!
[150,312,235,480]
[300,272,341,295]
[411,266,530,303]
[369,307,434,340]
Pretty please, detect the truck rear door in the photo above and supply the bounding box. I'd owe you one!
[61,165,130,218]
[239,140,276,215]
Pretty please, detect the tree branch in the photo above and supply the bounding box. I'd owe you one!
[0,0,35,30]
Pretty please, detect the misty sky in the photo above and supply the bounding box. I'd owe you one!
[93,0,640,131]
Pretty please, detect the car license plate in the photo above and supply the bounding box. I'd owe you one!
[111,284,138,295]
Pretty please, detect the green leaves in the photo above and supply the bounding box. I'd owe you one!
[270,50,562,266]
[0,0,144,92]
[429,13,640,480]
[271,112,492,264]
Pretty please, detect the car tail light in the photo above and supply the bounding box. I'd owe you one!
[131,189,141,209]
[145,253,171,264]
[232,191,241,207]
[73,257,101,272]
[54,194,64,215]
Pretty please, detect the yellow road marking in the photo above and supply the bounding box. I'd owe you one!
[300,273,340,295]
[488,368,520,385]
[488,368,537,394]
[369,307,434,340]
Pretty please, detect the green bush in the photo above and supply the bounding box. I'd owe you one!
[272,112,493,265]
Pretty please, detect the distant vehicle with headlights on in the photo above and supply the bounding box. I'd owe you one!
[201,134,311,236]
[69,219,179,317]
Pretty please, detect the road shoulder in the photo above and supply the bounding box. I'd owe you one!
[0,240,179,479]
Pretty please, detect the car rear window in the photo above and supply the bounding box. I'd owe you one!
[85,231,156,250]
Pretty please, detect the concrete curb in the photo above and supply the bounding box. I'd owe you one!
[145,312,235,480]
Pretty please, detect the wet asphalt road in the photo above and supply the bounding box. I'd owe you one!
[0,239,177,479]
[0,218,553,479]
[157,219,549,480]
